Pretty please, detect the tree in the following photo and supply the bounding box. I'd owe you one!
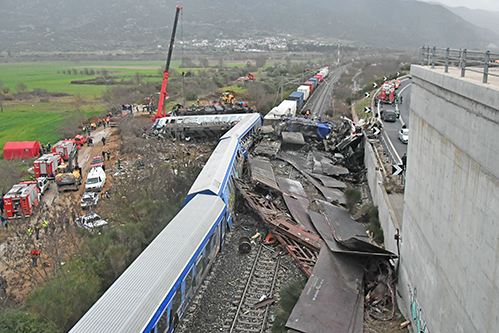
[200,58,209,68]
[15,82,27,93]
[255,55,267,68]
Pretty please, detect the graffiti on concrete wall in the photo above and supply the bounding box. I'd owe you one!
[409,286,431,333]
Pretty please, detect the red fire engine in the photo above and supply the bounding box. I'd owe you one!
[52,140,77,160]
[33,153,62,178]
[3,183,40,218]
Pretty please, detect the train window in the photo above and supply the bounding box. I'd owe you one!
[176,119,183,124]
[185,267,193,294]
[214,117,220,122]
[222,116,228,122]
[194,255,204,285]
[156,301,171,333]
[230,116,236,122]
[169,286,182,329]
[198,117,205,124]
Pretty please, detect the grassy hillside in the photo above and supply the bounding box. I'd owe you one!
[0,61,170,156]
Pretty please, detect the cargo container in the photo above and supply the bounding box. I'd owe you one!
[288,91,305,110]
[3,183,40,218]
[304,81,315,93]
[52,140,77,161]
[314,73,323,82]
[297,85,310,100]
[308,77,318,88]
[34,153,61,178]
[319,67,329,78]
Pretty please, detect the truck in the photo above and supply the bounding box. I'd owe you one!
[33,153,62,178]
[55,149,82,192]
[52,140,77,161]
[3,183,39,218]
[379,81,396,104]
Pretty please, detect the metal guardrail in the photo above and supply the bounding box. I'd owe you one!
[421,46,499,83]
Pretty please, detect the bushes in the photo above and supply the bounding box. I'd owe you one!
[0,307,61,333]
[272,278,307,332]
[344,187,361,213]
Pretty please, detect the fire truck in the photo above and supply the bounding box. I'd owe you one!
[3,183,40,218]
[52,140,77,160]
[33,153,62,178]
[379,81,396,104]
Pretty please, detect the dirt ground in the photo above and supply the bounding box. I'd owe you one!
[0,121,121,304]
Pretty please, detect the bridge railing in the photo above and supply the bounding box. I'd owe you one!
[420,46,499,83]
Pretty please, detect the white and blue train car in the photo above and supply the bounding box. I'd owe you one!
[185,113,263,227]
[69,194,227,333]
[70,112,263,333]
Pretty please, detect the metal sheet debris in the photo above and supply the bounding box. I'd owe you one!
[249,157,280,191]
[254,139,281,158]
[319,201,397,258]
[317,186,346,205]
[286,247,365,333]
[307,172,347,189]
[282,132,306,145]
[276,177,307,199]
[282,194,315,233]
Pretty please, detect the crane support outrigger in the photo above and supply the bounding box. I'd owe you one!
[152,5,182,122]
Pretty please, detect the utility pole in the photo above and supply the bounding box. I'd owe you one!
[337,40,340,66]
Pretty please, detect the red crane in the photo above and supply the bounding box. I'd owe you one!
[152,6,182,122]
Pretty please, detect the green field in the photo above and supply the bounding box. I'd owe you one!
[0,61,168,96]
[0,61,173,156]
[0,60,254,156]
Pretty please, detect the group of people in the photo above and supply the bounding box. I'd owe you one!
[39,142,52,156]
[82,116,112,136]
[26,209,76,267]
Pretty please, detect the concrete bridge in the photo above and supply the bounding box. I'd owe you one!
[398,65,499,332]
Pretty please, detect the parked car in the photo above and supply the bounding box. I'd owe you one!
[75,212,108,231]
[85,166,106,192]
[382,110,397,122]
[80,192,99,208]
[37,177,51,195]
[91,156,104,169]
[398,128,409,144]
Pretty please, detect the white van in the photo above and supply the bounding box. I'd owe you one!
[85,167,106,192]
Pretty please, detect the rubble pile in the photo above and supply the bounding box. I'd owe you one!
[232,116,403,332]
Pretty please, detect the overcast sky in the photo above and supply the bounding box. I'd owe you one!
[418,0,499,11]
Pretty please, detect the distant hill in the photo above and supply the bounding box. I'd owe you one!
[0,0,497,53]
[445,6,499,45]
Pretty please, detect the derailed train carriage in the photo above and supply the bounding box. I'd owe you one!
[69,113,263,333]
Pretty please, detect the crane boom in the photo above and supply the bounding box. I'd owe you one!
[153,6,182,121]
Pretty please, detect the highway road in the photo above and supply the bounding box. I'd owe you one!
[377,78,411,162]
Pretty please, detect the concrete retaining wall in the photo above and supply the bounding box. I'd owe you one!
[398,65,499,333]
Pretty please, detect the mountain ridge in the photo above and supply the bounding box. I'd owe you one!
[0,0,497,53]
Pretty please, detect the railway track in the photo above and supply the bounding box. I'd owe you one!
[304,66,344,117]
[226,244,280,333]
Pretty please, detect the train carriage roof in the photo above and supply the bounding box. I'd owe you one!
[185,137,239,204]
[69,194,226,333]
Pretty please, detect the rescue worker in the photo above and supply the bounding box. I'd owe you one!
[402,153,407,171]
[34,224,41,240]
[400,96,403,104]
[1,215,5,228]
[30,248,40,267]
[117,158,121,169]
[102,137,106,146]
[41,143,45,153]
[27,226,34,239]
[47,142,51,151]
[43,219,49,235]
[305,109,310,119]
[102,150,106,160]
[106,151,111,161]
[82,125,86,134]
